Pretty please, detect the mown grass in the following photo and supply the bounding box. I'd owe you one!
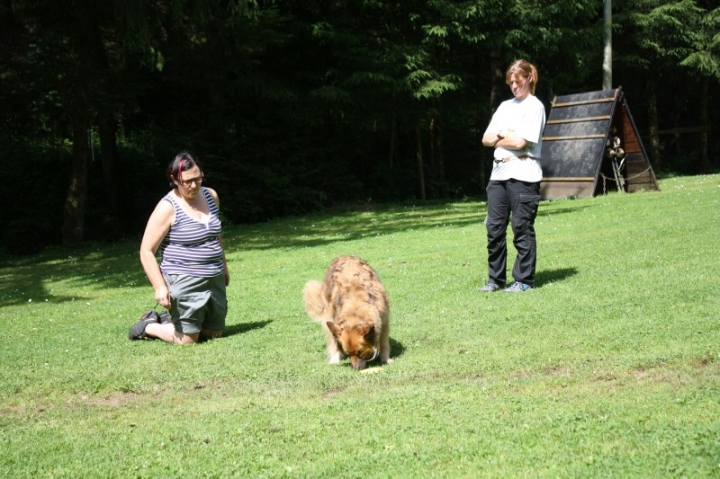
[1,174,719,478]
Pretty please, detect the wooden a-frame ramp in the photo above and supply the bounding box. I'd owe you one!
[540,87,659,200]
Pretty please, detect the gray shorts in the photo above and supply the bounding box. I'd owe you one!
[163,273,227,335]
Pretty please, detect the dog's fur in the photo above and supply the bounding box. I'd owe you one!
[303,256,392,370]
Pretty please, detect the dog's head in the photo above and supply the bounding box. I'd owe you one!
[326,321,378,370]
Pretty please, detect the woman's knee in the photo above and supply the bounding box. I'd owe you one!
[173,331,200,345]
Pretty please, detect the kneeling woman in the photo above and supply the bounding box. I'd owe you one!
[132,151,230,344]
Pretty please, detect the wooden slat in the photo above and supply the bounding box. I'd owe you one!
[546,116,611,125]
[552,97,615,108]
[543,134,606,141]
[542,177,595,182]
[540,181,595,200]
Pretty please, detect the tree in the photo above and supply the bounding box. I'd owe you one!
[5,0,266,244]
[5,0,717,254]
[678,4,720,173]
[615,0,718,173]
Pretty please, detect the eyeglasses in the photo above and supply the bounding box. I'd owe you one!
[177,175,204,187]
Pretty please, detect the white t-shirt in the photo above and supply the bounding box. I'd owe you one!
[484,94,546,183]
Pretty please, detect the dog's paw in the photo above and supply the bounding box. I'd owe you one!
[384,358,394,364]
[328,352,342,365]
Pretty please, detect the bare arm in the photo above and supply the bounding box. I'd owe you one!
[139,199,174,308]
[219,234,230,286]
[207,187,230,286]
[481,130,501,148]
[482,129,529,150]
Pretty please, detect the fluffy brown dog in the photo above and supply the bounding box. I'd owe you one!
[303,256,392,370]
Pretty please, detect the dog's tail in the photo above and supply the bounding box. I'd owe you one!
[303,280,327,320]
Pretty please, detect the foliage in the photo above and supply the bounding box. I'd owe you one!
[612,1,719,172]
[0,0,718,252]
[678,5,720,79]
[1,174,719,476]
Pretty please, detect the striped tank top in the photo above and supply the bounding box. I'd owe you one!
[159,187,224,277]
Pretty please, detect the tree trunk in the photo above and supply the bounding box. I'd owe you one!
[480,54,505,194]
[415,122,426,200]
[98,108,129,231]
[489,55,505,111]
[435,107,446,182]
[672,91,683,160]
[388,107,396,170]
[647,75,661,172]
[62,111,89,245]
[427,106,446,183]
[698,76,710,173]
[428,115,436,179]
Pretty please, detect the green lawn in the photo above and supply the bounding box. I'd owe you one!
[1,174,719,478]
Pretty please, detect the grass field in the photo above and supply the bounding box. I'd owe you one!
[1,174,719,478]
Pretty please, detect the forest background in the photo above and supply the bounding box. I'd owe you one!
[1,0,718,255]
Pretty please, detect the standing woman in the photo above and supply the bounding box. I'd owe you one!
[479,59,546,293]
[131,151,230,343]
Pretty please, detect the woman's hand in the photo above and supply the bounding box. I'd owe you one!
[155,285,171,309]
[499,129,513,139]
[497,129,528,150]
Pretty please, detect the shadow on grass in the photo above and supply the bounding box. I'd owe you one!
[2,199,592,308]
[223,320,273,338]
[0,200,485,308]
[536,267,579,287]
[0,240,145,308]
[390,337,406,359]
[197,320,272,343]
[538,202,600,217]
[222,200,483,253]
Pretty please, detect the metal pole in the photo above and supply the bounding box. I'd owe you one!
[603,0,612,90]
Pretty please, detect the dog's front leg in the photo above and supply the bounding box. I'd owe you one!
[322,322,343,364]
[380,322,392,364]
